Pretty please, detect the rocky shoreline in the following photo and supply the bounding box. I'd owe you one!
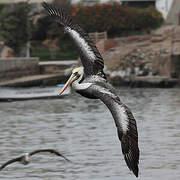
[0,59,178,88]
[109,75,178,88]
[0,26,180,88]
[101,26,180,88]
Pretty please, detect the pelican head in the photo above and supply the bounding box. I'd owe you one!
[59,67,84,95]
[72,66,84,78]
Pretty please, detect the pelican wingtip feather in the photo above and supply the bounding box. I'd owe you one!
[42,1,72,28]
[124,149,139,177]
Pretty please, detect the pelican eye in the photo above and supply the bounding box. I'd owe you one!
[73,72,80,79]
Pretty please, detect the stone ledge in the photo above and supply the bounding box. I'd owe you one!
[110,75,178,88]
[0,57,39,80]
[0,72,67,87]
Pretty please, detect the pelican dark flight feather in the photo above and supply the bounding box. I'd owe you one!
[0,149,70,171]
[42,2,140,177]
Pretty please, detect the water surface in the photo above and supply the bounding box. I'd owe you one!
[0,88,180,180]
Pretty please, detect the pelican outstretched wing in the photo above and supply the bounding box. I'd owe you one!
[92,83,139,177]
[42,2,105,78]
[0,156,22,171]
[29,149,70,162]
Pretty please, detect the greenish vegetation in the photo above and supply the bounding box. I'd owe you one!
[0,4,4,41]
[0,4,4,13]
[31,49,78,61]
[31,38,79,60]
[72,3,163,37]
[0,3,30,56]
[0,1,163,60]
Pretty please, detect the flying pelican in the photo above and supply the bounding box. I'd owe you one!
[42,2,140,177]
[0,149,70,171]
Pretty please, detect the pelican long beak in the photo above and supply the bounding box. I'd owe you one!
[58,73,76,95]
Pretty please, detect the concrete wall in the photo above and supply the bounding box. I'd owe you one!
[0,57,39,81]
[171,55,180,85]
[151,55,172,76]
[39,61,78,74]
[156,0,173,20]
[166,0,180,24]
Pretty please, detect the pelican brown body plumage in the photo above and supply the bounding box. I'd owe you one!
[42,2,140,177]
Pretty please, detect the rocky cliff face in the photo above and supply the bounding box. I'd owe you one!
[98,25,180,87]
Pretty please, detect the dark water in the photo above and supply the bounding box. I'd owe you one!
[0,88,180,180]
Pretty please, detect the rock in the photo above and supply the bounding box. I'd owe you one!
[0,42,14,58]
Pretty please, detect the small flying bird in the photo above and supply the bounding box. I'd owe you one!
[0,149,70,171]
[42,2,140,177]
